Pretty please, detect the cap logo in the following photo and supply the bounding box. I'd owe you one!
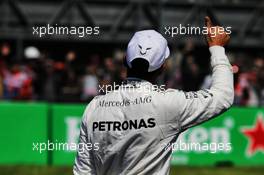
[138,45,151,55]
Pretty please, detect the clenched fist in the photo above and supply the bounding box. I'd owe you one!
[205,16,230,47]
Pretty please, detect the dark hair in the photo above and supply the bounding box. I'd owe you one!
[128,58,149,77]
[124,58,164,82]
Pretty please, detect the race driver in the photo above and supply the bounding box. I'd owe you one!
[73,16,234,175]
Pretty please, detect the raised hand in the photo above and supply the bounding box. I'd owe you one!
[205,16,230,47]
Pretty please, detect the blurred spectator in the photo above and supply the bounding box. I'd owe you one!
[1,44,10,56]
[60,68,81,102]
[179,39,203,91]
[0,74,3,99]
[0,41,263,106]
[104,57,119,83]
[81,65,99,102]
[254,58,264,106]
[233,56,264,106]
[42,59,59,102]
[59,51,81,102]
[0,43,11,99]
[234,72,258,106]
[3,64,33,100]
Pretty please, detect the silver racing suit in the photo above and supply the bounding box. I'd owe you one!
[73,46,234,175]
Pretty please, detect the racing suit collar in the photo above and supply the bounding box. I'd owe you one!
[119,77,154,90]
[119,77,164,93]
[123,77,153,85]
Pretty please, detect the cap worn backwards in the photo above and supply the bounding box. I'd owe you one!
[126,30,170,72]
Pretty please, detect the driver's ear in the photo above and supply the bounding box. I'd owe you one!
[161,60,168,71]
[123,56,129,68]
[155,63,166,75]
[158,63,165,72]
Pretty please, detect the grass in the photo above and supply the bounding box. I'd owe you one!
[0,166,263,175]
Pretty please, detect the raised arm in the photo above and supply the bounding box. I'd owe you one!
[164,16,234,132]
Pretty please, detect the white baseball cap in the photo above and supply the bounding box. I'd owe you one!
[126,30,170,72]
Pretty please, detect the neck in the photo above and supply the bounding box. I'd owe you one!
[126,73,156,84]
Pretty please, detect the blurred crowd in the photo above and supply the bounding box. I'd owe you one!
[0,41,264,106]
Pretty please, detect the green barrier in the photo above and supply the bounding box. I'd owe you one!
[171,107,264,166]
[51,104,86,165]
[0,102,48,165]
[50,105,264,166]
[0,102,263,166]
